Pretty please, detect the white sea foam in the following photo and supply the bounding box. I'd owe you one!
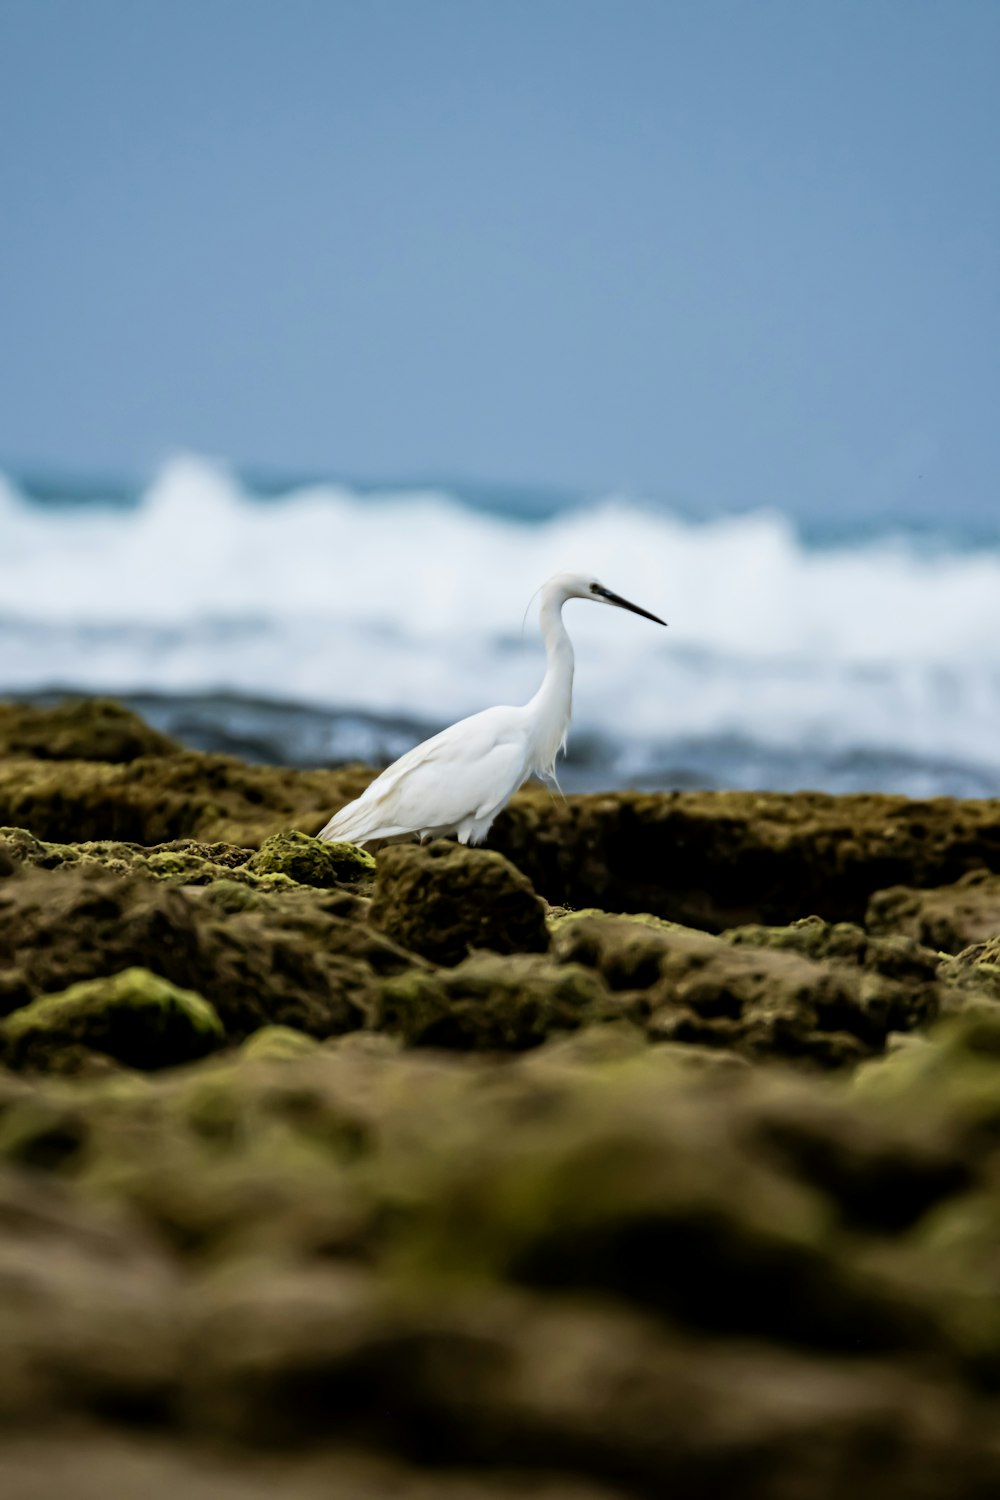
[1,454,999,782]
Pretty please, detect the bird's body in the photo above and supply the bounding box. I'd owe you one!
[316,572,665,848]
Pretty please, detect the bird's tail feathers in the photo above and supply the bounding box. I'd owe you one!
[316,801,366,844]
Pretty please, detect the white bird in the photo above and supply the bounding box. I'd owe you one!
[316,572,666,848]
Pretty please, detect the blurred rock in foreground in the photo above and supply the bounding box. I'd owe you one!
[1,695,1000,1498]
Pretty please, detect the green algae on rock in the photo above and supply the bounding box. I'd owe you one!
[722,912,942,979]
[0,1433,634,1500]
[0,825,296,893]
[376,954,609,1050]
[240,1025,321,1062]
[1,967,224,1072]
[0,863,381,1041]
[2,1036,1000,1491]
[370,840,549,966]
[0,696,180,762]
[867,868,1000,954]
[492,786,1000,928]
[547,906,684,935]
[0,749,373,848]
[8,698,1000,1491]
[551,912,943,1067]
[248,829,375,887]
[938,936,1000,1003]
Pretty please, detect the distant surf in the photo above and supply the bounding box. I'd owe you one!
[2,453,998,796]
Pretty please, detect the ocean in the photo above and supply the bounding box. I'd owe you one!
[2,453,998,797]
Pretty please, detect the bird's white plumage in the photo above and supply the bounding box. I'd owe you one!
[322,707,529,845]
[316,572,664,847]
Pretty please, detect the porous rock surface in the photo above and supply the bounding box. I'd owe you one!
[1,966,224,1072]
[494,786,1000,929]
[867,868,1000,954]
[0,696,999,1498]
[369,840,550,964]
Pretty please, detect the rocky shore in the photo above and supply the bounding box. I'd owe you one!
[3,698,1000,1498]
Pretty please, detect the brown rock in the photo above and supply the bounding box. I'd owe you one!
[493,787,1000,929]
[867,869,1000,953]
[0,697,180,762]
[937,936,1000,1003]
[0,1434,627,1500]
[369,841,549,966]
[0,750,371,847]
[552,913,940,1066]
[0,1171,180,1422]
[375,954,608,1050]
[0,863,390,1045]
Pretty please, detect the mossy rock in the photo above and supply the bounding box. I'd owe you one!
[370,841,549,966]
[867,870,1000,954]
[551,912,702,991]
[553,915,940,1068]
[1,967,224,1072]
[938,937,1000,1003]
[0,862,380,1041]
[0,696,180,762]
[492,786,1000,930]
[376,954,609,1050]
[0,746,371,848]
[0,826,300,894]
[249,830,375,888]
[856,1006,1000,1103]
[386,1058,930,1359]
[240,1026,321,1062]
[548,906,684,936]
[722,914,942,984]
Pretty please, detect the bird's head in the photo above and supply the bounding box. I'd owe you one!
[551,572,667,626]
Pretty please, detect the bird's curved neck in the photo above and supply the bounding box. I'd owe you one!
[526,586,574,775]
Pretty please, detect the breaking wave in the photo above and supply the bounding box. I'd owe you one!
[2,454,999,794]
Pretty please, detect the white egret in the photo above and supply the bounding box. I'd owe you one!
[316,572,666,848]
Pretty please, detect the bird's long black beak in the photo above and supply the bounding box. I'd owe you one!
[594,584,667,626]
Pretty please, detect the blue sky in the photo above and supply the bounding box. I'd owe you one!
[1,0,997,522]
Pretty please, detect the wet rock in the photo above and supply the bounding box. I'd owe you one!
[0,1170,181,1422]
[0,825,295,891]
[0,864,378,1042]
[723,912,942,981]
[938,937,1000,1003]
[856,1006,1000,1123]
[369,842,549,966]
[0,1434,628,1500]
[8,699,1000,1491]
[526,1021,650,1070]
[493,787,1000,929]
[182,1263,989,1497]
[384,1056,934,1357]
[722,914,946,1038]
[376,954,608,1050]
[0,864,206,1019]
[240,1025,321,1062]
[1,967,224,1072]
[0,750,371,847]
[852,1010,1000,1383]
[548,906,682,936]
[552,914,939,1066]
[745,1081,972,1235]
[552,911,692,990]
[2,1042,1000,1490]
[0,696,180,762]
[249,829,375,887]
[867,869,1000,953]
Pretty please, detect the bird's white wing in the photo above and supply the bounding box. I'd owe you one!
[320,706,529,842]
